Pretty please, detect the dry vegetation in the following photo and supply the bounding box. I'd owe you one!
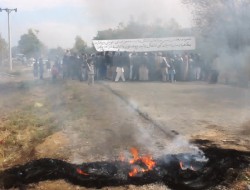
[0,72,96,171]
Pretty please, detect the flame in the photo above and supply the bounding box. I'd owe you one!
[190,165,195,171]
[179,161,186,170]
[141,156,155,170]
[76,168,89,176]
[179,162,196,171]
[130,147,139,164]
[129,167,139,177]
[128,147,156,177]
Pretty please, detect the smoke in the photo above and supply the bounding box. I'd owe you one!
[128,98,139,109]
[107,96,207,165]
[0,0,83,11]
[1,0,193,48]
[84,0,192,28]
[193,0,250,85]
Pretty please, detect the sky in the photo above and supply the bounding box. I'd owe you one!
[0,0,193,49]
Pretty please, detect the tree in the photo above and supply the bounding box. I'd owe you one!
[0,34,8,66]
[18,29,44,58]
[72,36,87,55]
[93,19,185,40]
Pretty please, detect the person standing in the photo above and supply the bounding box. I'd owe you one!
[123,52,130,80]
[182,52,189,81]
[51,63,59,81]
[80,53,87,81]
[94,53,101,80]
[70,53,78,80]
[103,51,111,79]
[193,54,201,80]
[209,54,220,84]
[62,50,70,79]
[174,54,183,81]
[38,58,44,79]
[160,55,169,82]
[169,57,176,83]
[147,52,156,81]
[46,59,51,72]
[132,53,140,81]
[155,52,164,81]
[139,53,149,81]
[76,55,84,81]
[33,60,38,78]
[129,52,135,80]
[114,52,125,82]
[86,55,95,85]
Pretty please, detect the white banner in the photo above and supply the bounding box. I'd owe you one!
[93,37,195,52]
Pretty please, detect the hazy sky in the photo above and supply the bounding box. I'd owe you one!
[0,0,193,49]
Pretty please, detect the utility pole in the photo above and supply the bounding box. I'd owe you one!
[0,8,17,71]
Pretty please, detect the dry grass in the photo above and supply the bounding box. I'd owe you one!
[0,77,90,170]
[229,169,250,190]
[0,110,58,169]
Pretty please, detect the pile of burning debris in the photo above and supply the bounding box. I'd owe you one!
[0,140,249,190]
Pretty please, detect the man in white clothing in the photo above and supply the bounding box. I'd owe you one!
[115,67,125,82]
[114,52,126,82]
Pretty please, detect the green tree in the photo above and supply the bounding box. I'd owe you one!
[72,36,87,54]
[18,29,44,58]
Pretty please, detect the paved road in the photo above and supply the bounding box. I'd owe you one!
[102,81,250,140]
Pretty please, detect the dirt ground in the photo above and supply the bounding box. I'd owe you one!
[0,69,249,190]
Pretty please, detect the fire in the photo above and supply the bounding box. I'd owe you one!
[190,165,195,171]
[130,147,139,164]
[179,161,185,170]
[141,156,155,170]
[129,167,139,177]
[128,147,156,177]
[179,161,196,171]
[76,168,89,176]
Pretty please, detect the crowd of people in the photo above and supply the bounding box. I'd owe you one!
[34,50,220,84]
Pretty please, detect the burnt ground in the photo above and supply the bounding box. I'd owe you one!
[0,69,249,190]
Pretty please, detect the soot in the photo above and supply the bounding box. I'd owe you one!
[0,143,249,190]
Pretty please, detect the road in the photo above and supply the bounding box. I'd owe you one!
[1,76,249,189]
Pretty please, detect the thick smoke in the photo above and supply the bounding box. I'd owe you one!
[189,0,250,85]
